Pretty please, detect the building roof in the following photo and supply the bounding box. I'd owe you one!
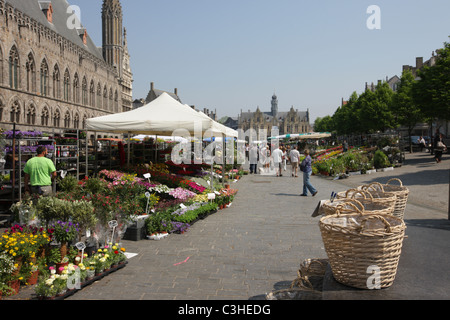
[240,110,308,122]
[6,0,104,60]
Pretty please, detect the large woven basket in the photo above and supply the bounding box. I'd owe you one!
[322,198,394,217]
[337,189,396,215]
[360,179,409,219]
[319,212,406,289]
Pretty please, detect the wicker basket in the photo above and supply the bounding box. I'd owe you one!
[322,198,394,217]
[360,179,409,219]
[319,212,406,289]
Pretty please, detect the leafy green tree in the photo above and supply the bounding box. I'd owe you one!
[391,69,425,153]
[358,82,395,133]
[314,115,334,132]
[413,40,450,122]
[332,92,359,135]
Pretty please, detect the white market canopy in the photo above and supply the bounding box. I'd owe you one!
[86,92,233,137]
[269,132,332,140]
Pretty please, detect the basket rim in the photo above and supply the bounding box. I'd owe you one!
[319,213,406,236]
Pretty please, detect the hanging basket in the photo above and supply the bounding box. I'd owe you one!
[319,212,406,289]
[360,179,409,220]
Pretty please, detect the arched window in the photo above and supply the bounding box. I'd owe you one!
[103,86,108,110]
[0,46,3,85]
[114,90,119,113]
[10,100,21,123]
[26,104,36,125]
[26,53,36,93]
[74,113,80,129]
[0,98,3,121]
[96,83,102,109]
[40,59,49,96]
[82,76,88,105]
[53,109,61,127]
[64,111,71,128]
[41,107,49,126]
[53,65,61,99]
[9,46,20,89]
[63,69,70,101]
[109,88,113,112]
[82,114,88,129]
[89,80,95,107]
[73,73,80,104]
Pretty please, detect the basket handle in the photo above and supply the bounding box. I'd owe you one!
[344,188,360,198]
[336,199,365,215]
[386,178,403,187]
[360,215,392,233]
[350,190,373,200]
[363,182,385,192]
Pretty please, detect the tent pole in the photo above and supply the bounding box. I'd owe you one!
[155,135,158,164]
[127,132,131,167]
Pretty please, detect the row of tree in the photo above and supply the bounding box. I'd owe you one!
[315,39,450,148]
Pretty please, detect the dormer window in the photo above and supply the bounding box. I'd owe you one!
[77,28,88,46]
[39,1,53,23]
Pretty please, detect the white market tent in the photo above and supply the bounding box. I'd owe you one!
[269,132,332,140]
[86,93,238,181]
[87,92,217,136]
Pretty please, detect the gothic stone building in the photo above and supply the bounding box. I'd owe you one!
[238,94,311,136]
[0,0,133,134]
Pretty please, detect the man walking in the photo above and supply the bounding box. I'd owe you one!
[289,146,300,177]
[24,146,57,196]
[271,145,283,177]
[249,144,259,174]
[300,149,318,197]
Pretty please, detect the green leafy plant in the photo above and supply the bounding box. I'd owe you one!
[58,175,79,193]
[373,150,391,169]
[70,200,97,241]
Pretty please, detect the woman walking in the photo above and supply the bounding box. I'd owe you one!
[300,149,318,197]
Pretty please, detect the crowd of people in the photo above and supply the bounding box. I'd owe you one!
[245,143,318,197]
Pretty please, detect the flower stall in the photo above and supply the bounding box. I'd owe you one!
[1,156,241,299]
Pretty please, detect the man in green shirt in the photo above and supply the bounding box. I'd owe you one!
[24,146,57,196]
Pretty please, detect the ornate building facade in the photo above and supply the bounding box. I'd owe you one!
[0,0,133,133]
[238,94,311,136]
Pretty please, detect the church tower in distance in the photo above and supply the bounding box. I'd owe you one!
[102,0,123,75]
[271,94,278,117]
[102,0,133,112]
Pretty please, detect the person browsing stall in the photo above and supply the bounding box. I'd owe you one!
[24,146,57,196]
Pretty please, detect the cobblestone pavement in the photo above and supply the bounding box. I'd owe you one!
[6,151,450,300]
[66,151,448,300]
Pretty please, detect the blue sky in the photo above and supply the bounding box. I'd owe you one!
[71,0,450,123]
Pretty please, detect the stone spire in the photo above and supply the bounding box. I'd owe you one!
[102,0,123,75]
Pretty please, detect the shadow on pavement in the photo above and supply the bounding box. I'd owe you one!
[405,219,450,231]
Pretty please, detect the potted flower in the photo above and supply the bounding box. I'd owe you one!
[0,253,17,298]
[0,282,15,300]
[51,221,80,259]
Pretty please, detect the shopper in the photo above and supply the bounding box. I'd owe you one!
[249,144,258,174]
[271,145,283,177]
[434,133,446,163]
[24,146,57,196]
[289,146,300,177]
[300,149,318,197]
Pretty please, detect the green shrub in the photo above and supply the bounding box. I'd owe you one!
[373,150,390,169]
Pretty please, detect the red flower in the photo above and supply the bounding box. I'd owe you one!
[114,251,119,255]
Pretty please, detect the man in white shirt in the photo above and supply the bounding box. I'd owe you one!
[271,145,283,177]
[289,146,300,177]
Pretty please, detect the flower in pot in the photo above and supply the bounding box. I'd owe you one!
[51,221,79,259]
